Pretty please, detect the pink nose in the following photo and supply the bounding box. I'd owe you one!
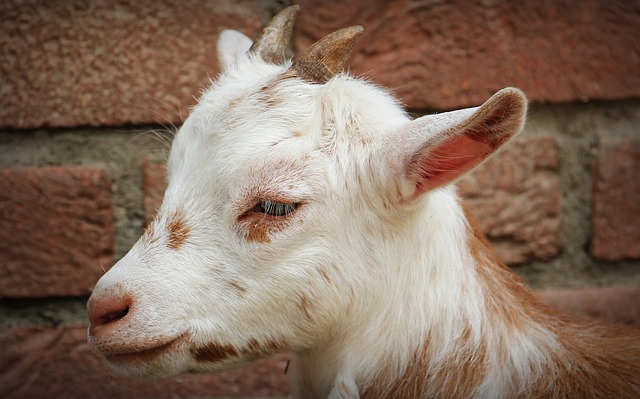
[87,291,132,336]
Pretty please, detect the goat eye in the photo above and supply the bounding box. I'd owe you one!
[257,200,298,217]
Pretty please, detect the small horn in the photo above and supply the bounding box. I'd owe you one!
[249,5,300,64]
[292,25,364,84]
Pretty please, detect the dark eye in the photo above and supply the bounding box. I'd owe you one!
[257,200,298,217]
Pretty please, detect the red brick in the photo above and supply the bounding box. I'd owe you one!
[295,0,640,109]
[590,138,640,261]
[0,0,261,129]
[143,158,167,226]
[0,167,114,297]
[4,1,640,129]
[0,325,290,399]
[537,285,640,326]
[459,136,561,264]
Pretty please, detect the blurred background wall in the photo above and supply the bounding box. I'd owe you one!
[1,0,639,397]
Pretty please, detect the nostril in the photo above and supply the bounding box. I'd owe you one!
[88,293,133,332]
[97,305,129,326]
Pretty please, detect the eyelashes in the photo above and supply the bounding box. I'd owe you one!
[238,197,302,221]
[255,199,298,217]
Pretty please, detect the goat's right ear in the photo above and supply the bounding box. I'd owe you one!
[385,88,527,203]
[217,29,253,70]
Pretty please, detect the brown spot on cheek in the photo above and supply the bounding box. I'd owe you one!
[167,209,191,250]
[241,213,293,244]
[246,219,272,243]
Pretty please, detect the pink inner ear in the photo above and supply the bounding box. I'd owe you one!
[416,134,493,193]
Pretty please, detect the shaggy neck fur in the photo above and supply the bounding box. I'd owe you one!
[289,188,640,399]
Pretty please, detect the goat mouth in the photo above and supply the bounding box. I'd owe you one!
[103,334,188,364]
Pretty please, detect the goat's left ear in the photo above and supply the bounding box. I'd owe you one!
[386,88,527,202]
[217,29,253,70]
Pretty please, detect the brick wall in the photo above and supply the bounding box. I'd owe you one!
[1,1,639,398]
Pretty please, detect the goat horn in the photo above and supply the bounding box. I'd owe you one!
[249,5,300,64]
[292,25,364,84]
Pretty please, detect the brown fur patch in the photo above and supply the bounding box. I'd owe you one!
[540,322,640,398]
[244,338,260,353]
[244,218,273,243]
[192,342,238,363]
[298,294,313,321]
[193,337,288,364]
[318,267,332,285]
[230,281,248,296]
[261,93,282,108]
[462,202,545,330]
[166,209,190,250]
[258,70,297,107]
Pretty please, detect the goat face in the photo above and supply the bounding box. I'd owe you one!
[87,7,526,379]
[88,74,357,377]
[85,34,400,377]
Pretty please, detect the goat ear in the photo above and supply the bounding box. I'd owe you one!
[217,29,253,70]
[387,88,527,202]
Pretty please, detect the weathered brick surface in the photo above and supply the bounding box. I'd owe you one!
[296,0,640,109]
[3,0,640,129]
[538,285,640,326]
[0,166,114,297]
[590,138,640,261]
[459,136,561,264]
[0,0,261,129]
[0,325,291,399]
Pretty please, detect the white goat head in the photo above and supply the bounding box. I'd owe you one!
[87,5,526,394]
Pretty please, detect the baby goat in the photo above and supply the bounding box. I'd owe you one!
[87,6,640,398]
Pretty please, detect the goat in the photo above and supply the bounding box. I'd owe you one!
[87,6,640,398]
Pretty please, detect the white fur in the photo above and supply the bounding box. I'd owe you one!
[87,27,581,399]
